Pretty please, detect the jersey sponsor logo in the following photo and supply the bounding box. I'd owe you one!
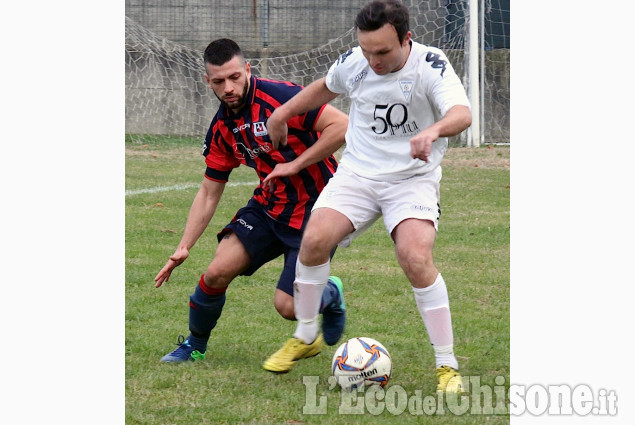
[234,141,272,160]
[351,70,367,86]
[253,121,268,137]
[425,52,447,77]
[233,123,251,133]
[371,103,420,137]
[399,80,413,102]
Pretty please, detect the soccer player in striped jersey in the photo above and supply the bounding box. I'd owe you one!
[265,0,472,392]
[155,39,348,365]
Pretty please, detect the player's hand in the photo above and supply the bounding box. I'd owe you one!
[154,246,190,288]
[266,110,288,149]
[262,162,298,192]
[410,128,440,163]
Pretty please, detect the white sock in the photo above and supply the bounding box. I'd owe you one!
[293,259,330,344]
[412,274,459,369]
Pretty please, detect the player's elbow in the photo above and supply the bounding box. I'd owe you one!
[319,107,348,147]
[463,112,472,131]
[453,105,472,133]
[460,105,472,125]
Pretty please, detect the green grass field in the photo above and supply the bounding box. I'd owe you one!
[125,136,510,424]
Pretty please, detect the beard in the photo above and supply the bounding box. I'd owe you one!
[216,78,250,111]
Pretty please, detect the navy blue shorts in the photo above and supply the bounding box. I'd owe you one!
[217,198,303,296]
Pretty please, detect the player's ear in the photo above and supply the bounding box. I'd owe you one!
[203,72,211,87]
[245,62,251,78]
[402,31,412,47]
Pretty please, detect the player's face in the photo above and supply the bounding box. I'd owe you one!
[357,24,412,75]
[205,56,251,112]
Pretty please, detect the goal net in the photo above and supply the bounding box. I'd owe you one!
[125,0,509,145]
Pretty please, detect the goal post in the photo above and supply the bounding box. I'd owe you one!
[468,0,481,147]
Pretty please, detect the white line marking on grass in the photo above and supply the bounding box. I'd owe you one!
[125,181,259,197]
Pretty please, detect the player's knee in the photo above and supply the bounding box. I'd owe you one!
[203,267,233,290]
[274,295,295,320]
[300,228,322,250]
[299,229,334,264]
[396,245,434,270]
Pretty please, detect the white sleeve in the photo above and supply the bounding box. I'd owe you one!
[423,48,471,116]
[325,49,354,94]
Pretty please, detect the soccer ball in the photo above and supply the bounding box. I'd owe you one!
[331,337,392,391]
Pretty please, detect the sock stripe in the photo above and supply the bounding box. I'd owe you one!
[198,274,228,296]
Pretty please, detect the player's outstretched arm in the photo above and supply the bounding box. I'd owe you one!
[262,104,348,190]
[267,77,339,149]
[154,178,226,287]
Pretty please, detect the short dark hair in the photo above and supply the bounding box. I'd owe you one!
[203,38,244,67]
[355,0,410,43]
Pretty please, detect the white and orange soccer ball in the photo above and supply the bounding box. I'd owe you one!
[331,337,392,391]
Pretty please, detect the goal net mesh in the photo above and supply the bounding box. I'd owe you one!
[125,0,509,145]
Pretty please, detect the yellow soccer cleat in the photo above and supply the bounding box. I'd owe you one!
[436,365,465,393]
[263,335,324,373]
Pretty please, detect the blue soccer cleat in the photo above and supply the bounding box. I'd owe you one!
[160,334,206,363]
[321,276,346,346]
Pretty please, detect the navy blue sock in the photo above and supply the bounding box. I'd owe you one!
[185,333,209,353]
[188,276,226,350]
[319,279,339,313]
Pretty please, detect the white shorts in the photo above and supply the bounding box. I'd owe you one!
[313,164,442,247]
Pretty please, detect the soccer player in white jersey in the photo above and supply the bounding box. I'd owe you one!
[263,0,472,393]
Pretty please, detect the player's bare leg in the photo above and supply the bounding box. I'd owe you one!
[274,289,295,320]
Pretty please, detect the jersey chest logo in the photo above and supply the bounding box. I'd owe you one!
[253,121,267,137]
[399,81,413,102]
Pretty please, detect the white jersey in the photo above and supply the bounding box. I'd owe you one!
[325,41,470,180]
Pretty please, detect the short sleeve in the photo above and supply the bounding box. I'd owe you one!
[422,48,471,116]
[325,48,355,94]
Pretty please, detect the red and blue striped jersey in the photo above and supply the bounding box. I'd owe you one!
[202,76,338,230]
